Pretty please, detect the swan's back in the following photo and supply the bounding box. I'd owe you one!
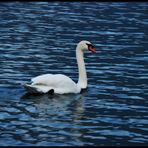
[32,74,74,86]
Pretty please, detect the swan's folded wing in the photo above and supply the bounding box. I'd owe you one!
[31,74,79,92]
[31,74,75,86]
[31,74,54,85]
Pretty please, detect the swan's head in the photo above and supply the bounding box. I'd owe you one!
[77,40,96,53]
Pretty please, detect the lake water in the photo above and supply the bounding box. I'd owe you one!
[0,2,148,146]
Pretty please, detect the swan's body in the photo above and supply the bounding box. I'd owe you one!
[25,74,80,94]
[24,40,96,94]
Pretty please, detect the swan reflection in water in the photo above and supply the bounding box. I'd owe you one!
[20,90,88,144]
[21,90,87,120]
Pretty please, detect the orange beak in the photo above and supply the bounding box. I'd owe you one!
[88,46,96,53]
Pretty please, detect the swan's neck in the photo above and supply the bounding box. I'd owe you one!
[76,46,87,89]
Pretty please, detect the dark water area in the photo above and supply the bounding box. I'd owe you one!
[0,2,148,146]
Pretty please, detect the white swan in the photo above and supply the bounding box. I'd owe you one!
[24,40,96,94]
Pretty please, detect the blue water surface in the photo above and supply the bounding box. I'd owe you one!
[0,2,148,146]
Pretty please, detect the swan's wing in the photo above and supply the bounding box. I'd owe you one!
[31,74,80,94]
[31,74,75,86]
[31,74,54,85]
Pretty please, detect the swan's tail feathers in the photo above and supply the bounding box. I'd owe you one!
[24,84,42,94]
[23,84,54,94]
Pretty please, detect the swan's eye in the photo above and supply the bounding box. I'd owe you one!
[86,43,96,53]
[86,43,94,48]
